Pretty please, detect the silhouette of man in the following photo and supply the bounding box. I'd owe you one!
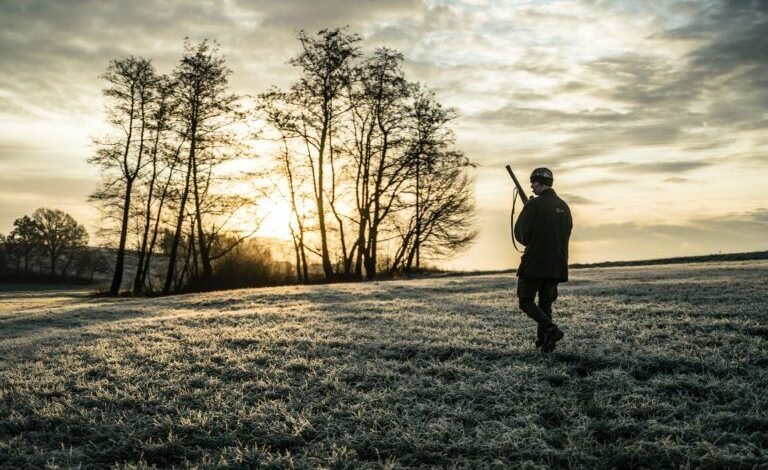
[514,167,573,353]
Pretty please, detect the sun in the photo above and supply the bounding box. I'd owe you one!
[255,199,295,240]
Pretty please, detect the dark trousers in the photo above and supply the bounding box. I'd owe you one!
[517,278,559,340]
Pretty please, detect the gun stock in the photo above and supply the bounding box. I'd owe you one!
[505,165,529,204]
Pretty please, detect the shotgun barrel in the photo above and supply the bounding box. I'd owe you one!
[505,165,529,204]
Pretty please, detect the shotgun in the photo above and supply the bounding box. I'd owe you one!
[505,165,529,204]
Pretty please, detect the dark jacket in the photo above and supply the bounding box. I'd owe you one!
[514,188,573,281]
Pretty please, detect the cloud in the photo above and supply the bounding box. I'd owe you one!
[567,207,768,262]
[461,0,768,176]
[473,106,631,127]
[663,176,690,183]
[0,0,430,117]
[657,0,768,130]
[576,208,768,243]
[0,174,94,201]
[560,194,596,205]
[578,159,712,174]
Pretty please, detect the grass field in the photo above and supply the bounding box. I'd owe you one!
[1,260,767,468]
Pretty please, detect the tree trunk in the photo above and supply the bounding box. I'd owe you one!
[50,252,57,278]
[133,134,162,294]
[110,178,133,294]
[140,144,180,292]
[414,159,421,270]
[316,115,334,280]
[163,148,193,294]
[192,161,213,282]
[292,235,303,283]
[61,255,73,279]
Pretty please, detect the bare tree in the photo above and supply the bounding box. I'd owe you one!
[392,167,478,272]
[346,47,413,279]
[281,141,312,284]
[132,76,180,293]
[90,56,157,294]
[390,88,478,272]
[260,28,361,280]
[163,39,243,293]
[260,31,478,280]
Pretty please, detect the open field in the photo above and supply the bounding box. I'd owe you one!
[1,260,767,468]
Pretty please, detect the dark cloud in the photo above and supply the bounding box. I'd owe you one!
[565,177,629,189]
[576,208,768,244]
[256,0,425,30]
[473,106,632,127]
[579,159,712,174]
[631,160,710,173]
[539,125,692,163]
[468,0,768,174]
[557,81,592,93]
[588,54,697,108]
[0,0,428,116]
[682,0,768,72]
[560,194,596,205]
[650,0,768,129]
[0,1,235,114]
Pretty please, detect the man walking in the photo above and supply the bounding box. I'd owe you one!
[514,167,573,353]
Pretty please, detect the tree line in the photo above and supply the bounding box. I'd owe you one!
[0,208,105,282]
[90,28,478,295]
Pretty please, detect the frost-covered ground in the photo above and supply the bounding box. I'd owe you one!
[1,260,767,468]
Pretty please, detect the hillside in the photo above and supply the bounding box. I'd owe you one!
[1,260,767,468]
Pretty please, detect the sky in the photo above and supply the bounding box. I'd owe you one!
[1,0,766,271]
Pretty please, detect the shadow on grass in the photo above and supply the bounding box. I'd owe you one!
[0,294,155,344]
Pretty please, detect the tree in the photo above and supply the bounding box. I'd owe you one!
[163,38,243,293]
[0,233,6,274]
[258,106,317,285]
[5,215,42,274]
[347,47,413,279]
[90,56,158,294]
[261,28,361,280]
[390,88,478,272]
[32,208,88,277]
[261,30,478,280]
[393,166,478,272]
[72,247,109,282]
[132,75,180,294]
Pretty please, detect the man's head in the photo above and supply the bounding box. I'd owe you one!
[530,167,553,195]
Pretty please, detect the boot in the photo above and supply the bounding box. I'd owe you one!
[542,324,564,353]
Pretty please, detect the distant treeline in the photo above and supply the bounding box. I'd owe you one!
[0,208,324,290]
[0,208,108,283]
[570,251,768,269]
[91,28,477,296]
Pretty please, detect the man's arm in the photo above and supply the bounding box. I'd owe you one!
[514,203,532,246]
